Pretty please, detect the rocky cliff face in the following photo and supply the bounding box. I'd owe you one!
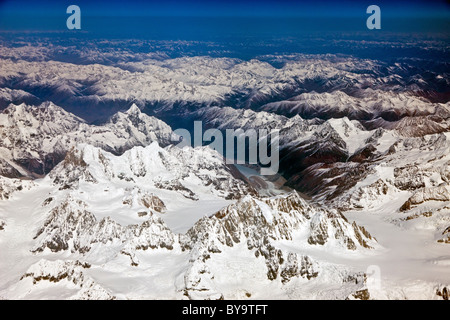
[19,259,115,300]
[179,191,376,299]
[400,184,450,211]
[0,176,34,200]
[33,195,176,257]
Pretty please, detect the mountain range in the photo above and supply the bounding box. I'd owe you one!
[0,41,448,300]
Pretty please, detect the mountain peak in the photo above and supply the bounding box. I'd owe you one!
[107,104,178,148]
[124,103,141,115]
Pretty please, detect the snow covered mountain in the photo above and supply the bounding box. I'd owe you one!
[0,40,448,300]
[49,141,255,201]
[261,89,450,121]
[0,129,382,300]
[196,106,376,180]
[0,87,40,109]
[1,49,447,123]
[0,102,178,177]
[195,104,450,198]
[193,104,450,300]
[180,191,376,299]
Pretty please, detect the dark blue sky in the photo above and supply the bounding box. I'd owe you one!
[0,1,448,63]
[0,0,449,17]
[0,0,448,40]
